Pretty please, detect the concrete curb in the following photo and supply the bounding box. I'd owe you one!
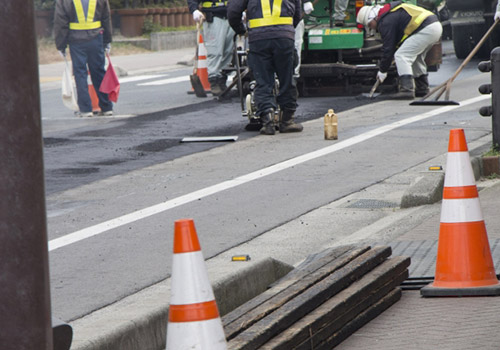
[69,257,292,350]
[400,141,490,208]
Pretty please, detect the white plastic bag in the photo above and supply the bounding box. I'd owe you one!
[62,57,79,111]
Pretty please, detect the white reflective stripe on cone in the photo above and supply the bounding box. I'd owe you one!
[198,60,208,69]
[440,197,484,223]
[444,152,475,187]
[170,251,214,304]
[166,318,228,350]
[199,44,207,57]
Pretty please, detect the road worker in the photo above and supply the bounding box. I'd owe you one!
[228,0,303,135]
[54,0,113,117]
[357,1,442,99]
[188,0,235,96]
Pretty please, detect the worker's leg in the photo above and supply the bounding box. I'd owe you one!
[248,40,276,114]
[294,19,304,78]
[334,0,349,24]
[412,22,443,78]
[70,42,92,114]
[248,40,277,134]
[203,17,232,94]
[86,34,112,113]
[273,38,302,132]
[395,21,443,77]
[218,19,235,88]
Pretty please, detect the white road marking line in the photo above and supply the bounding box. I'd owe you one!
[137,76,190,86]
[48,95,489,251]
[119,74,168,83]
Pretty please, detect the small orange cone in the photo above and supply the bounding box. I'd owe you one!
[196,32,211,92]
[88,70,101,113]
[421,128,500,297]
[166,219,227,350]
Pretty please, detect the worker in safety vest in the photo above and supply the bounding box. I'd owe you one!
[228,0,303,135]
[54,0,113,117]
[357,1,442,99]
[188,0,235,96]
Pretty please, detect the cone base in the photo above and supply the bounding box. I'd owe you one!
[421,282,500,297]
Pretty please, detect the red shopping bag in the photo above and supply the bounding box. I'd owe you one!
[99,54,120,102]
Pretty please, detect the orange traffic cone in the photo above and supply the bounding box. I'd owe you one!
[421,128,500,297]
[196,32,211,92]
[88,70,101,113]
[166,219,227,350]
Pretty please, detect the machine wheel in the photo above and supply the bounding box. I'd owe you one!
[452,24,491,59]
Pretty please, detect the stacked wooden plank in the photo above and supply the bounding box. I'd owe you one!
[222,245,410,350]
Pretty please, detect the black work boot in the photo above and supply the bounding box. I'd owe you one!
[279,109,303,133]
[393,75,415,100]
[209,78,222,96]
[259,111,276,135]
[415,74,429,97]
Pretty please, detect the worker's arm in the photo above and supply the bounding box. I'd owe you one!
[293,0,302,27]
[227,0,248,34]
[53,0,70,52]
[101,0,112,45]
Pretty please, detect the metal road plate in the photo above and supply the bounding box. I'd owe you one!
[386,239,500,278]
[180,136,238,142]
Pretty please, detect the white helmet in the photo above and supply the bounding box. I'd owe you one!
[356,5,381,27]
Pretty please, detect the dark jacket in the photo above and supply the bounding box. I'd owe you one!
[227,0,301,42]
[54,0,112,51]
[187,0,228,19]
[377,1,438,72]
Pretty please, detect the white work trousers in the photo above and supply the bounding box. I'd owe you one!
[334,0,349,20]
[203,16,235,80]
[294,19,305,77]
[394,21,443,77]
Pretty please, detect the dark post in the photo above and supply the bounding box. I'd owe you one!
[491,47,500,150]
[0,1,53,350]
[479,47,500,151]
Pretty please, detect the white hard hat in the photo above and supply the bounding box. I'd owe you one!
[356,5,381,27]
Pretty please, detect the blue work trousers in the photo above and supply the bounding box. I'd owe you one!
[70,34,112,113]
[248,38,297,116]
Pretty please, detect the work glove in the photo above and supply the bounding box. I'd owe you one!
[105,43,111,54]
[59,50,66,58]
[242,11,246,22]
[303,2,314,15]
[193,9,205,23]
[377,71,387,83]
[495,11,500,21]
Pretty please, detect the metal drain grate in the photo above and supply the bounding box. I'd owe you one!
[345,199,399,209]
[379,239,500,289]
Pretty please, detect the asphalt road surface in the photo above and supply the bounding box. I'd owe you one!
[41,44,493,322]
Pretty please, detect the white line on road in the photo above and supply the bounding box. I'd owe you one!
[48,95,488,251]
[118,74,168,83]
[137,76,190,86]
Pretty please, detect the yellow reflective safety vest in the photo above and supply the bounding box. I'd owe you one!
[391,3,433,44]
[69,0,102,30]
[248,0,293,28]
